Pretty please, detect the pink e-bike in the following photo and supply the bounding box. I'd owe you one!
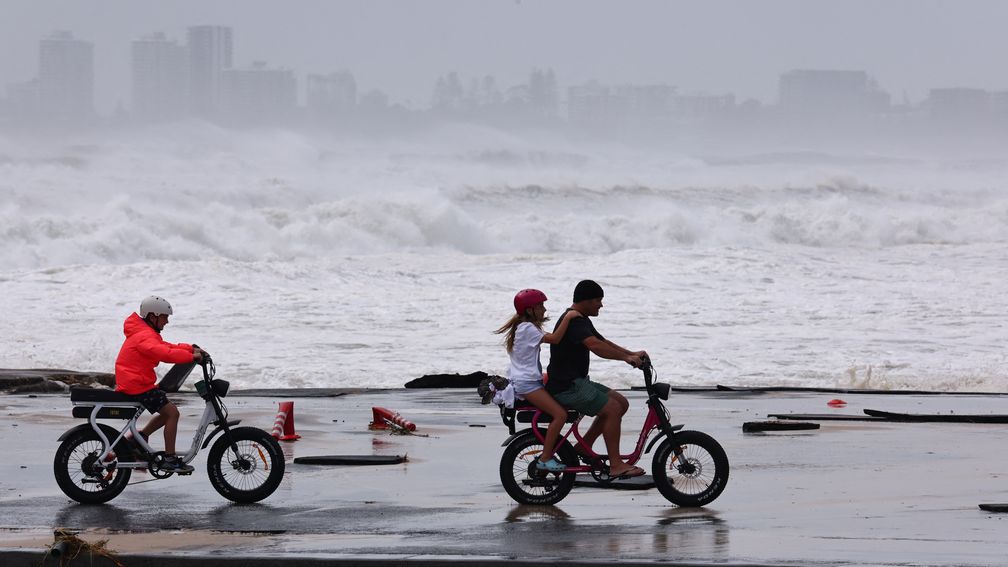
[498,357,729,506]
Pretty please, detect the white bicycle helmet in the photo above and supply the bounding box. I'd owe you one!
[139,296,173,318]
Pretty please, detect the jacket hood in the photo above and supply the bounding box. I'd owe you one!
[123,312,157,337]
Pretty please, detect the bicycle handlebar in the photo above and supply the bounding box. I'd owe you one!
[199,353,216,381]
[640,354,653,388]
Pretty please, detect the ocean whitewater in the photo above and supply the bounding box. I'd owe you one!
[2,122,1007,392]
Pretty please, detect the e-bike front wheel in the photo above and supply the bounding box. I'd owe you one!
[652,430,729,507]
[499,431,577,505]
[207,426,285,503]
[54,427,132,504]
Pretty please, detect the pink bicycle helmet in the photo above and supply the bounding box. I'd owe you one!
[514,288,547,314]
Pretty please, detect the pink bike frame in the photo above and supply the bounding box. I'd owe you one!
[524,403,664,472]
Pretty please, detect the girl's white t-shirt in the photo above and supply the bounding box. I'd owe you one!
[508,322,546,395]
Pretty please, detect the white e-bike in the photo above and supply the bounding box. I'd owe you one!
[54,355,285,504]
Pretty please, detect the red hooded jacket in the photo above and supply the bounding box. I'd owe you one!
[114,312,194,395]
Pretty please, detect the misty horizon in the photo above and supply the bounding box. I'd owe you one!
[5,1,1008,402]
[3,0,1008,114]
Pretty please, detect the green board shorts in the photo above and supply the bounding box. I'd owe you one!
[553,377,610,416]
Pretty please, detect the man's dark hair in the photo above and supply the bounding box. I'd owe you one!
[573,279,604,303]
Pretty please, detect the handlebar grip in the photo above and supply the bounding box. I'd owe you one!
[639,354,653,384]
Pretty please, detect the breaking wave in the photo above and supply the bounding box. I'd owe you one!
[2,124,1008,269]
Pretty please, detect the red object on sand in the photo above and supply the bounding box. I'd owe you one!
[827,399,847,408]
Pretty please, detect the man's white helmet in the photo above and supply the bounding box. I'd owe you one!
[139,296,173,318]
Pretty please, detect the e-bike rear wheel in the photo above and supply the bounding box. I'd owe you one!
[207,426,285,503]
[54,427,132,504]
[652,430,729,507]
[499,431,577,505]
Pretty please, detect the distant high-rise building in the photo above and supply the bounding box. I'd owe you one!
[38,31,94,120]
[306,71,357,116]
[187,25,232,117]
[131,32,188,121]
[613,84,677,122]
[569,82,682,127]
[567,81,622,127]
[927,88,989,123]
[528,68,559,119]
[778,69,890,118]
[221,61,296,122]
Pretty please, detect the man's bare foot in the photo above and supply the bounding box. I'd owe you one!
[609,464,645,478]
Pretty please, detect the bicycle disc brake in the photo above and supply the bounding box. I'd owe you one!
[671,446,698,476]
[81,453,115,486]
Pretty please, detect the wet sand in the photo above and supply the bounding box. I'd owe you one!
[1,387,1007,566]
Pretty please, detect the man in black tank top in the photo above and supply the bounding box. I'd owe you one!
[546,280,648,478]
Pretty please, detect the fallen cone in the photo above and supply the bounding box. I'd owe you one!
[827,399,847,408]
[370,407,417,431]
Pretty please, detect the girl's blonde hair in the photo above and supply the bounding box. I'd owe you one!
[494,309,547,353]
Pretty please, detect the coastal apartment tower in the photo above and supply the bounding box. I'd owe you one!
[187,25,232,117]
[38,31,94,121]
[131,32,188,121]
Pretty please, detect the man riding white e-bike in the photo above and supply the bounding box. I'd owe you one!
[113,296,205,473]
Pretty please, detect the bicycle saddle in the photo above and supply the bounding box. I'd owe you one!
[69,388,137,403]
[514,405,581,423]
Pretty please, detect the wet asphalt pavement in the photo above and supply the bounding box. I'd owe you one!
[2,387,1008,565]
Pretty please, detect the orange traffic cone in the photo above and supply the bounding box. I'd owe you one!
[271,401,302,440]
[369,407,416,432]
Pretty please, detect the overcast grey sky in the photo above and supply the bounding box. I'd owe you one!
[3,0,1007,112]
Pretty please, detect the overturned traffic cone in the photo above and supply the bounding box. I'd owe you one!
[271,401,302,440]
[369,407,416,432]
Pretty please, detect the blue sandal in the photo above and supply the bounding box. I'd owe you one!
[535,457,567,472]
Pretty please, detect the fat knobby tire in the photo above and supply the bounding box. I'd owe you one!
[53,425,132,504]
[499,431,577,505]
[651,430,729,507]
[207,426,285,503]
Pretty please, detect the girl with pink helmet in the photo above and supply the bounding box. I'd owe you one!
[494,288,581,472]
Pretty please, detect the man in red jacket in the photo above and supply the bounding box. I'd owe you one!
[115,296,204,473]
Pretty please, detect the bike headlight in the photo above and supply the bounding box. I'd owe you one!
[653,382,671,401]
[211,379,230,397]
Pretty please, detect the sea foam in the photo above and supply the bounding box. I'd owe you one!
[2,124,1008,391]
